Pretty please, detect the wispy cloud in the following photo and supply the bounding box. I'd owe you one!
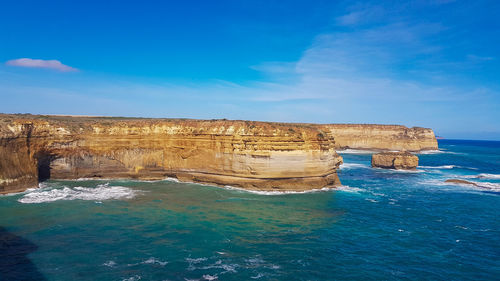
[5,58,78,72]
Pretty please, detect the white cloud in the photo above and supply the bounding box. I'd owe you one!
[5,58,78,72]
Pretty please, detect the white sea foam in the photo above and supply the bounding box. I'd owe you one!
[477,173,500,179]
[420,165,456,169]
[186,257,208,263]
[164,177,181,182]
[417,150,445,154]
[202,274,218,280]
[335,185,365,193]
[122,275,141,281]
[340,163,369,169]
[373,167,424,173]
[222,185,336,195]
[420,179,500,192]
[103,260,117,267]
[419,165,478,170]
[141,257,168,266]
[337,149,378,154]
[18,183,140,204]
[199,260,238,274]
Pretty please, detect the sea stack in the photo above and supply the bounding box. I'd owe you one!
[371,152,419,170]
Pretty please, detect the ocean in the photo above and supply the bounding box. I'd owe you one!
[1,139,499,280]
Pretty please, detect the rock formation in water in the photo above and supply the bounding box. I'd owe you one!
[318,124,438,152]
[371,152,419,170]
[0,114,343,194]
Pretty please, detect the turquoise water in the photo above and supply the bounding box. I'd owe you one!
[1,139,499,280]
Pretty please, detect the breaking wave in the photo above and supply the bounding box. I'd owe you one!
[18,183,140,204]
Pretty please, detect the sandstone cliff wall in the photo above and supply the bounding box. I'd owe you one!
[318,124,438,152]
[0,115,342,194]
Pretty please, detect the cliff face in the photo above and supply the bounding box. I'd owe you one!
[318,124,438,152]
[0,115,342,194]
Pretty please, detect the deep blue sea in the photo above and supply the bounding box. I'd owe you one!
[1,139,499,280]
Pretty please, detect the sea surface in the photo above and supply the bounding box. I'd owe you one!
[1,139,499,280]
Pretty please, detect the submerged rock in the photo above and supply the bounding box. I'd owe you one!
[445,179,479,186]
[371,152,419,170]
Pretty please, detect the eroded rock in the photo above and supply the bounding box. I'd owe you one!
[371,152,419,170]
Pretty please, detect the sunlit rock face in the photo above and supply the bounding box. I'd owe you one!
[0,115,343,193]
[371,152,419,170]
[318,124,438,152]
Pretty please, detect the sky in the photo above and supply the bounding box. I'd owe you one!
[0,0,499,140]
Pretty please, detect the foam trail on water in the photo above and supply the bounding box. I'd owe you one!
[337,149,378,154]
[18,183,140,204]
[335,185,365,193]
[340,163,369,169]
[477,173,500,179]
[419,179,500,193]
[419,165,478,170]
[222,185,337,195]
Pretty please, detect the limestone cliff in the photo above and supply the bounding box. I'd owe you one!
[317,124,438,152]
[0,114,343,194]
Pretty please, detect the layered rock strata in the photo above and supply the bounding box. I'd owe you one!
[371,152,419,170]
[318,124,438,152]
[0,114,343,194]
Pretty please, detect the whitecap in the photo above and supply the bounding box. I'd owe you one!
[103,260,117,267]
[186,257,208,263]
[186,257,208,271]
[199,260,238,274]
[245,257,265,265]
[251,273,265,279]
[18,183,140,204]
[268,264,280,270]
[202,274,218,280]
[141,257,168,266]
[122,275,141,281]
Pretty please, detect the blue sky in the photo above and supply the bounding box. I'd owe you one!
[0,0,499,140]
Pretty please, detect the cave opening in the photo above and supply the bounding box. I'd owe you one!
[36,154,53,182]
